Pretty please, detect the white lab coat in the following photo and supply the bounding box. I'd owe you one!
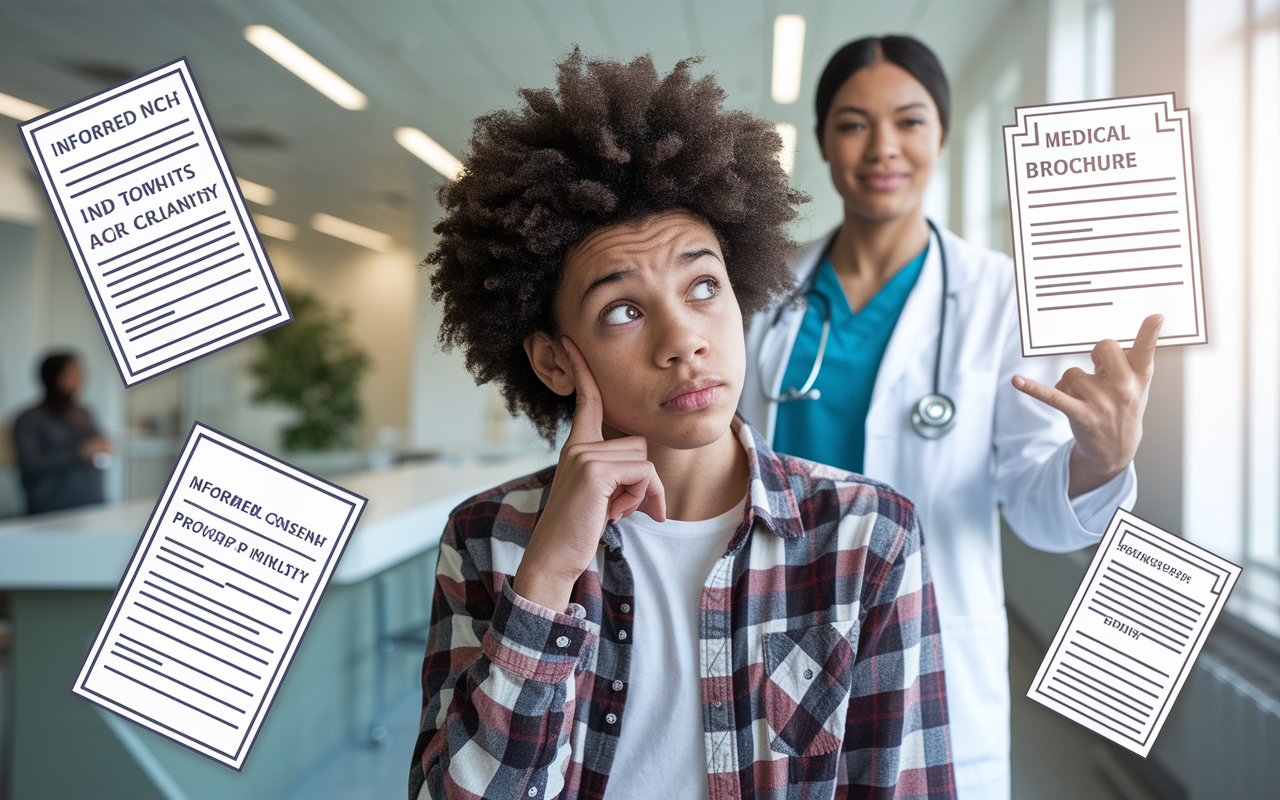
[740,224,1137,800]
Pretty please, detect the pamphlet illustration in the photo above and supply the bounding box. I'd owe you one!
[1027,509,1240,757]
[18,58,290,386]
[1002,93,1206,357]
[72,422,367,769]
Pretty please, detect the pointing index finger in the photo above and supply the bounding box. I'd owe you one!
[562,337,604,445]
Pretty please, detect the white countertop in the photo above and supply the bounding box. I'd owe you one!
[0,454,552,589]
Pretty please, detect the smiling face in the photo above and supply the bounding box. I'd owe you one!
[820,58,944,223]
[539,210,746,451]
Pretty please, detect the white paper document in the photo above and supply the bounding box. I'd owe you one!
[73,423,366,769]
[1002,93,1206,357]
[19,58,290,386]
[1027,509,1240,757]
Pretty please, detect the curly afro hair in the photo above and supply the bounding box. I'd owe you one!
[426,48,807,443]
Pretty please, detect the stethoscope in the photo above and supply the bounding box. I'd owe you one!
[761,218,957,439]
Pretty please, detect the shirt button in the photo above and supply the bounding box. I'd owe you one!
[619,603,630,613]
[556,636,570,648]
[528,789,538,797]
[713,700,722,708]
[612,680,624,691]
[605,713,618,724]
[804,669,813,680]
[617,630,627,640]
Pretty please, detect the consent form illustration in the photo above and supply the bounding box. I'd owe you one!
[72,423,367,769]
[1027,509,1240,757]
[1003,93,1207,357]
[18,57,290,386]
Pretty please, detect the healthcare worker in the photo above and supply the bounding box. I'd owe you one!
[741,36,1159,799]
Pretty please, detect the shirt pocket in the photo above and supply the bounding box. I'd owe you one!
[761,623,855,757]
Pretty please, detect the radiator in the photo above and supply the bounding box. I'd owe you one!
[1186,651,1280,799]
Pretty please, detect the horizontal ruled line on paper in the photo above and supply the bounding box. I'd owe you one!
[180,501,318,563]
[1111,562,1205,608]
[1058,664,1154,711]
[1052,674,1149,724]
[129,287,258,342]
[1036,281,1091,289]
[1055,668,1152,717]
[157,545,201,568]
[1033,228,1093,236]
[146,315,277,371]
[1088,605,1181,653]
[118,634,256,696]
[126,617,261,679]
[1033,244,1181,261]
[1078,631,1170,677]
[1028,191,1178,209]
[99,212,225,266]
[115,253,244,308]
[60,119,190,173]
[116,642,162,666]
[119,268,250,323]
[1064,651,1160,698]
[1099,577,1197,626]
[137,303,265,358]
[109,240,237,294]
[68,142,200,199]
[64,132,196,187]
[154,555,222,587]
[112,651,247,713]
[1044,685,1142,736]
[141,580,259,634]
[135,602,270,664]
[1032,229,1181,246]
[137,590,272,652]
[1036,264,1182,280]
[1036,281,1183,298]
[148,572,283,633]
[1030,210,1179,226]
[1104,572,1198,622]
[1089,599,1187,644]
[1027,176,1176,194]
[1093,589,1191,638]
[102,222,232,278]
[166,536,300,600]
[1039,302,1113,311]
[103,664,239,728]
[124,310,175,334]
[226,583,291,614]
[1069,643,1162,687]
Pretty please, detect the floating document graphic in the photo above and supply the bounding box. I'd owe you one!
[18,58,290,386]
[1003,94,1206,357]
[1027,509,1240,757]
[72,423,366,769]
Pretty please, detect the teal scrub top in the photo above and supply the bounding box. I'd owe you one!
[773,244,928,474]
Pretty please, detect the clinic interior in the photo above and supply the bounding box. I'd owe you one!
[0,1,1278,799]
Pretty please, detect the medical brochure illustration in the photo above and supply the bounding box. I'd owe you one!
[1003,93,1206,357]
[18,57,290,386]
[1027,509,1240,757]
[72,423,366,769]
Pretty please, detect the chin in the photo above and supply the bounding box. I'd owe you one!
[651,405,738,451]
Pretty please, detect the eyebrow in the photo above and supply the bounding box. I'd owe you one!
[832,102,929,116]
[578,248,722,308]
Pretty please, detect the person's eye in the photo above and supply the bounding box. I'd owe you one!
[837,121,866,133]
[902,117,926,128]
[690,277,719,301]
[601,303,641,325]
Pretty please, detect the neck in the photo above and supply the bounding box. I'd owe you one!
[643,423,749,521]
[830,207,931,281]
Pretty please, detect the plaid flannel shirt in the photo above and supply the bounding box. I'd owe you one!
[410,415,954,800]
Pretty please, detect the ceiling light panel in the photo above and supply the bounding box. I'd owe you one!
[238,177,276,206]
[395,127,463,181]
[253,214,297,241]
[244,25,367,110]
[772,14,806,105]
[310,213,393,252]
[0,91,49,121]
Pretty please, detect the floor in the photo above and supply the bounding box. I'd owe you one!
[274,616,1130,800]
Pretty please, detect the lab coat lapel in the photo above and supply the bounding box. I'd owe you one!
[866,236,944,434]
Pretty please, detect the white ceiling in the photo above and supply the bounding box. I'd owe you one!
[0,0,1014,250]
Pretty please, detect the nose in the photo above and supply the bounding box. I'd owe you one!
[863,120,901,164]
[653,306,709,367]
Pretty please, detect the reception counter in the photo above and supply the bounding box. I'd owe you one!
[0,453,551,800]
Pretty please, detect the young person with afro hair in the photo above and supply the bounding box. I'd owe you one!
[409,49,956,800]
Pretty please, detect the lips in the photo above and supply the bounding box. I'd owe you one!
[662,379,724,412]
[859,171,909,190]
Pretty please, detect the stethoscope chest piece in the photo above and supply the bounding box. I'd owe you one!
[911,393,956,439]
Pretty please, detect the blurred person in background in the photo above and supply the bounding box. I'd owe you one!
[12,352,111,515]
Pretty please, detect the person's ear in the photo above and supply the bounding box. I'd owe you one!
[524,332,576,397]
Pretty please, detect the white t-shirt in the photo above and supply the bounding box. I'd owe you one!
[603,495,747,800]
